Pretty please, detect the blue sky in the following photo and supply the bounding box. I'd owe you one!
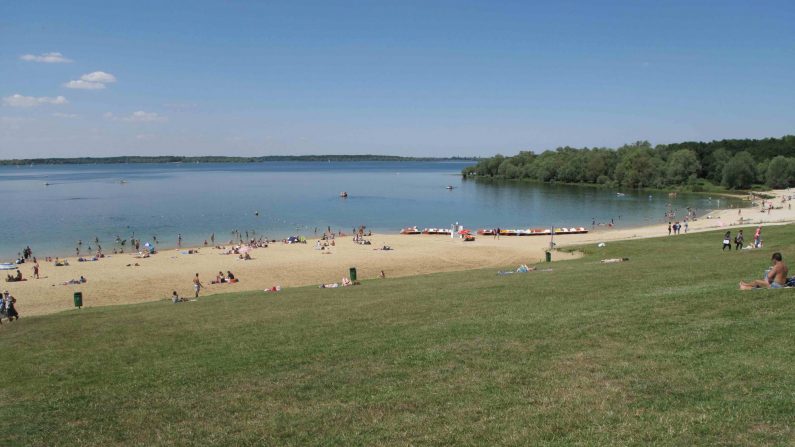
[1,0,793,158]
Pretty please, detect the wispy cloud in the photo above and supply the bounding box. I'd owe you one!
[52,112,79,118]
[105,111,167,122]
[81,71,116,83]
[64,71,117,90]
[20,52,72,63]
[64,80,106,90]
[3,94,68,107]
[164,102,198,111]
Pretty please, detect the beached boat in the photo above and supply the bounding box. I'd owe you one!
[476,227,588,236]
[400,226,420,235]
[422,228,452,235]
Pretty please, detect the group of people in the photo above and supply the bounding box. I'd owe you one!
[723,226,763,251]
[212,271,237,284]
[5,269,23,282]
[667,221,687,235]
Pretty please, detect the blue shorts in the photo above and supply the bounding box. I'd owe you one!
[770,282,783,289]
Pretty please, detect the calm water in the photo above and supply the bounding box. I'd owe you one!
[0,161,741,259]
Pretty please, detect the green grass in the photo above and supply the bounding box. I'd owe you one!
[2,226,794,446]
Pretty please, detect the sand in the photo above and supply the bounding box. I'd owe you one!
[5,189,794,317]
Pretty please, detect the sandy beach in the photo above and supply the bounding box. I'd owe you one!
[6,189,793,317]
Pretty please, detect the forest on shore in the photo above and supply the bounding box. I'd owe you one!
[463,136,795,190]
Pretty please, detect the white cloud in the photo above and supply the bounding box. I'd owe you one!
[64,80,106,90]
[20,52,72,63]
[52,112,78,118]
[3,94,68,107]
[105,111,167,122]
[80,71,116,84]
[64,71,117,90]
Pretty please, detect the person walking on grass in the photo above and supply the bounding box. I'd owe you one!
[192,273,203,298]
[722,231,732,251]
[735,230,744,250]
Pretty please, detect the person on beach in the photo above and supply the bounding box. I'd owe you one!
[33,262,39,279]
[722,231,732,251]
[178,233,182,248]
[172,290,188,303]
[754,226,762,248]
[3,290,18,321]
[667,222,672,235]
[735,230,744,250]
[739,252,789,289]
[192,273,203,297]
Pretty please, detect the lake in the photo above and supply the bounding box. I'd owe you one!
[0,161,741,258]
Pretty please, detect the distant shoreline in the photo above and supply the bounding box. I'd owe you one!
[0,155,479,166]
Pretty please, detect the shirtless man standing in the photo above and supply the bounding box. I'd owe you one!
[740,252,789,289]
[193,273,203,297]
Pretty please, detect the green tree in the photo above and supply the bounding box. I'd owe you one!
[721,151,756,189]
[765,156,793,188]
[665,149,701,185]
[614,147,664,188]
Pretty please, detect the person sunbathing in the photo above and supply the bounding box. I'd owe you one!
[62,276,87,285]
[740,252,789,289]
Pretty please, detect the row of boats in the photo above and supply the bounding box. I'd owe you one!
[400,226,589,236]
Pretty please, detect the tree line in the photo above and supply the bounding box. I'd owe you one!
[462,136,795,190]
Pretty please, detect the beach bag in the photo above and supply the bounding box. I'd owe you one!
[786,277,795,287]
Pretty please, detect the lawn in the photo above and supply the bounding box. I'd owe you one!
[2,225,794,446]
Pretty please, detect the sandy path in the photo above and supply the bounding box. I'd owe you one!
[5,189,793,317]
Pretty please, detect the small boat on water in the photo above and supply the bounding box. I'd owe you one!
[339,192,348,198]
[445,185,455,190]
[616,193,626,197]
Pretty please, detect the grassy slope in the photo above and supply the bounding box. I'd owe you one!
[2,226,794,446]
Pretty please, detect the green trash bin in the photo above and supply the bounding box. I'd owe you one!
[74,291,83,309]
[545,251,552,263]
[349,267,357,281]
